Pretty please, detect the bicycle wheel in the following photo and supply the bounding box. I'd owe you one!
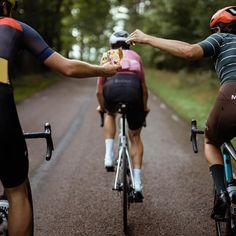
[214,190,232,236]
[122,148,128,234]
[215,220,232,236]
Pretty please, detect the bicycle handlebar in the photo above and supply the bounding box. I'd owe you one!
[190,120,204,153]
[99,111,105,127]
[23,123,54,161]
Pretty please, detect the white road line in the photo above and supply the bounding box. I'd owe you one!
[171,114,179,122]
[30,99,91,194]
[152,95,157,101]
[160,103,166,109]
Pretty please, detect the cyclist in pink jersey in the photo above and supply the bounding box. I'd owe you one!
[96,30,149,198]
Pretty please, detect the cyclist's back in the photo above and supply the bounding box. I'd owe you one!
[99,48,145,114]
[199,32,236,147]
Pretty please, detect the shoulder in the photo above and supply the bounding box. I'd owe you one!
[0,17,23,31]
[123,49,141,59]
[17,21,36,33]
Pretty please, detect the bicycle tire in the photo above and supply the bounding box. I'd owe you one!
[122,148,128,234]
[214,190,232,236]
[215,220,232,236]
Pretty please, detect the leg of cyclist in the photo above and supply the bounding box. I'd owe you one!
[205,139,228,220]
[104,112,116,168]
[5,179,32,236]
[128,128,143,193]
[204,85,232,220]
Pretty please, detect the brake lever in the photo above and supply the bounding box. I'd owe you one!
[44,123,54,161]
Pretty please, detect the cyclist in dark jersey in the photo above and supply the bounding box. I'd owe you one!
[0,1,120,235]
[127,6,236,221]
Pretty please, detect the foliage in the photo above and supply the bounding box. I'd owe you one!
[13,0,236,72]
[145,68,218,127]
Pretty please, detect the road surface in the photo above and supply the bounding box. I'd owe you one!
[2,78,215,235]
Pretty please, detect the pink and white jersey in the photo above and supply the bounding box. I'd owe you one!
[97,49,145,85]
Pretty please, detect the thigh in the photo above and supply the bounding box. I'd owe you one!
[126,108,145,131]
[0,136,28,188]
[205,83,236,146]
[0,88,29,188]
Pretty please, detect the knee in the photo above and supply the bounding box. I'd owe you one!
[129,129,141,142]
[5,180,29,203]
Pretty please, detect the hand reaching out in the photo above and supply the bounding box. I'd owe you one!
[126,29,149,45]
[101,61,121,77]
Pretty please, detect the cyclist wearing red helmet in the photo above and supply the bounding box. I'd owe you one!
[127,6,236,221]
[0,1,120,235]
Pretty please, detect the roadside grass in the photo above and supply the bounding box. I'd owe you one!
[145,68,219,129]
[13,73,62,103]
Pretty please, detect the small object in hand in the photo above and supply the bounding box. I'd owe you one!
[108,48,123,64]
[130,41,135,46]
[101,52,109,64]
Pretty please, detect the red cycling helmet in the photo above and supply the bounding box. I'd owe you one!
[210,6,236,28]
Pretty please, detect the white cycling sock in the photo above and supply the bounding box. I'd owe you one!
[105,139,114,158]
[133,168,142,185]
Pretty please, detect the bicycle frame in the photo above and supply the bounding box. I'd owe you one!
[223,143,236,183]
[113,111,135,191]
[191,119,236,235]
[99,104,146,234]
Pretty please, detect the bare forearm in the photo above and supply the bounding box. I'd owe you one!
[44,52,120,78]
[145,35,201,60]
[128,30,204,60]
[141,82,148,109]
[97,93,105,110]
[68,59,103,78]
[96,84,105,110]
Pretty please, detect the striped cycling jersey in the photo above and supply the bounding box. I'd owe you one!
[199,33,236,85]
[0,17,54,85]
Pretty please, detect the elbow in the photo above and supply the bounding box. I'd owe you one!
[60,60,79,78]
[184,49,197,61]
[183,45,202,61]
[62,64,75,77]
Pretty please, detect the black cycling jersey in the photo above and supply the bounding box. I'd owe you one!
[0,17,54,188]
[0,17,54,85]
[199,33,236,85]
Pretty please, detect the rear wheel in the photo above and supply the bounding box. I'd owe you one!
[214,190,231,236]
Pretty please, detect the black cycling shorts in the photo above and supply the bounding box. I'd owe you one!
[205,81,236,147]
[0,84,28,188]
[103,73,145,130]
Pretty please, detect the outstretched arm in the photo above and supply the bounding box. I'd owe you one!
[44,52,120,78]
[127,29,204,61]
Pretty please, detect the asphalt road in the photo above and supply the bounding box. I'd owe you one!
[2,78,216,235]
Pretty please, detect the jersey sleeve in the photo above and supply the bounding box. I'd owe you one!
[198,33,223,57]
[21,22,54,62]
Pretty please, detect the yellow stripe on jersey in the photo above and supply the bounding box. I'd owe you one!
[0,58,9,85]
